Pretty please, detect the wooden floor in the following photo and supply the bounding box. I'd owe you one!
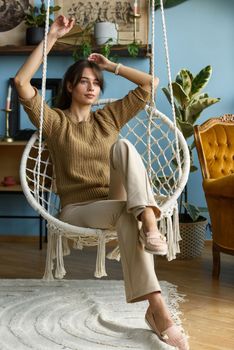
[0,238,233,350]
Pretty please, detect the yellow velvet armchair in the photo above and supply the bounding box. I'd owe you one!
[194,114,234,278]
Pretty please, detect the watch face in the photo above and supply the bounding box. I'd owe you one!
[0,0,30,32]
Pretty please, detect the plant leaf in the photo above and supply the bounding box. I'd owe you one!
[51,6,61,11]
[171,82,189,107]
[180,69,192,95]
[187,97,220,125]
[162,87,181,118]
[191,65,212,97]
[175,72,182,86]
[197,93,209,99]
[190,165,198,172]
[198,207,208,212]
[128,42,139,58]
[176,118,194,139]
[190,139,196,150]
[182,202,200,222]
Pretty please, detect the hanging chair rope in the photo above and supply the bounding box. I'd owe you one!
[37,0,51,200]
[158,0,182,178]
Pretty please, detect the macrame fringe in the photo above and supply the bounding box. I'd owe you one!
[73,238,84,250]
[106,245,121,261]
[165,205,181,261]
[54,235,65,279]
[43,225,71,281]
[94,231,107,278]
[43,226,55,281]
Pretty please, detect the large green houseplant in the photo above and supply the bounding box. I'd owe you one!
[162,65,220,257]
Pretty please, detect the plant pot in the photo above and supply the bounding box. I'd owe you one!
[94,22,118,45]
[177,215,208,259]
[26,27,45,45]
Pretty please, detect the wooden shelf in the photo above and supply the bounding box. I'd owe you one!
[0,184,22,192]
[0,141,27,146]
[0,44,151,57]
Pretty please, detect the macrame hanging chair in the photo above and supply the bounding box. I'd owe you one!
[20,0,190,281]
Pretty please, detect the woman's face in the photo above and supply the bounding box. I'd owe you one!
[68,67,101,106]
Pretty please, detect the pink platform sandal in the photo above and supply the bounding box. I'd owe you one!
[139,227,168,256]
[145,307,190,350]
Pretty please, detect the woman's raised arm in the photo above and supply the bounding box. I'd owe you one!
[88,53,159,92]
[14,16,74,100]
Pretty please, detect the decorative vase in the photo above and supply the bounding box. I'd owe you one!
[26,27,45,45]
[177,216,208,259]
[94,22,118,45]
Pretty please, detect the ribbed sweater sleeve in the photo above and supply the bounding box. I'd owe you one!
[18,87,61,137]
[97,85,150,130]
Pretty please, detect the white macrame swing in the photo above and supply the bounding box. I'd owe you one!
[20,0,190,281]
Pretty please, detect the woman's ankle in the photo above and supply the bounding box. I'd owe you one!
[147,292,174,332]
[141,207,157,232]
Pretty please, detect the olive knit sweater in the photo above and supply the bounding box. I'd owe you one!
[20,86,150,208]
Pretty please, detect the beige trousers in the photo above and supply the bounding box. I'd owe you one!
[59,139,161,303]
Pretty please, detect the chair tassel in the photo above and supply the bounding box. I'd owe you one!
[106,244,121,261]
[94,231,107,278]
[55,234,66,279]
[42,228,55,281]
[166,204,181,261]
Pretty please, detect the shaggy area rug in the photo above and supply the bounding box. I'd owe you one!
[0,279,185,350]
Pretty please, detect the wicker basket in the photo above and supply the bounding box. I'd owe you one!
[177,217,208,259]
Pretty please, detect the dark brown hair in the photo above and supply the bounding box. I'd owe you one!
[56,59,104,109]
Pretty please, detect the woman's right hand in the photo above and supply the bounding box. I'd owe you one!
[49,15,75,39]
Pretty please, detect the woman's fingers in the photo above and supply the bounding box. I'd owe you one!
[88,53,105,62]
[56,15,74,28]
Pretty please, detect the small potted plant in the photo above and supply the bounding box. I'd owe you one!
[162,65,220,258]
[24,0,60,45]
[94,21,118,46]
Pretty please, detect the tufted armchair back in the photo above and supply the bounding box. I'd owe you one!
[194,114,234,179]
[194,114,234,279]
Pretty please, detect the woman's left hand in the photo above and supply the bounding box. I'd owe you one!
[88,53,112,71]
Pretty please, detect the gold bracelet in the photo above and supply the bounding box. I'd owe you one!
[114,63,122,75]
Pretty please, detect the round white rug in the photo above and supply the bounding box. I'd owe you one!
[0,279,185,350]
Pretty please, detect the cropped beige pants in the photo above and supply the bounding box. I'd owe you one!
[59,139,161,303]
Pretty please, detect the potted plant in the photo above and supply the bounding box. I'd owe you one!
[162,65,220,258]
[24,0,60,45]
[94,21,118,46]
[73,27,140,61]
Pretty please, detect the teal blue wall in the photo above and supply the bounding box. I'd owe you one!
[0,0,233,236]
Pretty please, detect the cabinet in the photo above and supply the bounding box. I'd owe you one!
[0,141,45,248]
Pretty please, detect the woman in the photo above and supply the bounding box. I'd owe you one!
[14,15,189,350]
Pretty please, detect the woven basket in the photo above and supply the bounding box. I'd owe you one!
[177,217,208,259]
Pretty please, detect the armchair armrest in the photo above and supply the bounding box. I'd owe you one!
[203,174,234,198]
